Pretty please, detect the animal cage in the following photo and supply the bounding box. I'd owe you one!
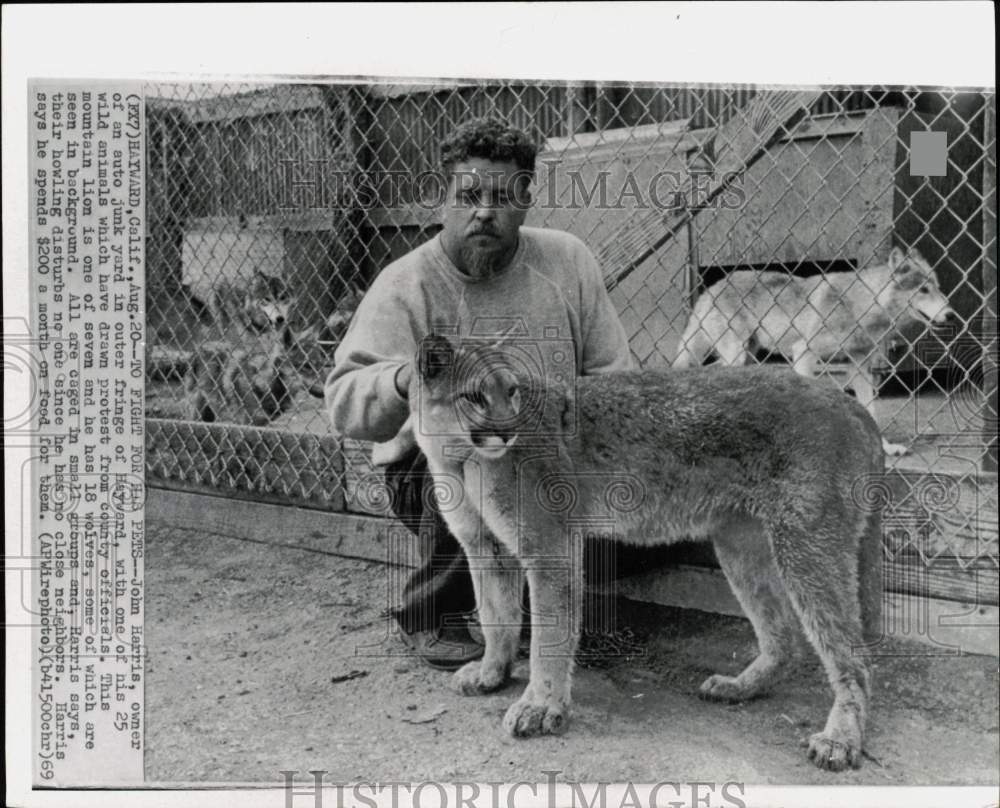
[143,81,997,631]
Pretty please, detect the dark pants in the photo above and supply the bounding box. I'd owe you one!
[384,447,675,635]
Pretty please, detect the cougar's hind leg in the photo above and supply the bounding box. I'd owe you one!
[701,519,805,702]
[768,516,870,772]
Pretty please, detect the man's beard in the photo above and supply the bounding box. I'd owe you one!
[459,239,508,278]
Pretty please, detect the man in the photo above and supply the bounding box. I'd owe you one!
[326,116,640,668]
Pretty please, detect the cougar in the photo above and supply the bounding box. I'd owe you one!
[409,334,884,771]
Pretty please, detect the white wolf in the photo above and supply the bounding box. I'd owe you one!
[673,247,956,455]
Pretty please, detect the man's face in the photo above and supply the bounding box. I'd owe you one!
[439,158,531,279]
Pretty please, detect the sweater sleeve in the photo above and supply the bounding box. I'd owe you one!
[574,237,634,375]
[323,270,419,442]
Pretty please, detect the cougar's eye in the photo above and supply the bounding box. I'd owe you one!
[460,391,488,408]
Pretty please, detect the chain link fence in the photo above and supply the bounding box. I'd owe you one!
[144,80,997,609]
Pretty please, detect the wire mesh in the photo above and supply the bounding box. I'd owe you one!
[143,80,997,605]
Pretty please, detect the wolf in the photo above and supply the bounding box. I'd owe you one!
[184,278,361,416]
[409,334,884,772]
[242,271,294,333]
[185,270,293,337]
[673,247,956,455]
[184,323,328,425]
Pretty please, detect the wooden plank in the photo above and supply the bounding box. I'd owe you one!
[598,564,999,657]
[854,105,900,267]
[340,437,395,518]
[148,475,345,513]
[146,487,410,566]
[185,213,344,233]
[881,593,998,657]
[543,118,691,154]
[594,81,618,131]
[599,556,998,613]
[598,90,822,293]
[366,81,468,99]
[879,469,998,575]
[774,110,871,143]
[883,559,999,606]
[184,84,328,124]
[564,83,586,138]
[542,129,708,176]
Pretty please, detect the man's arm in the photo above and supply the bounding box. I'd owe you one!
[574,238,634,375]
[324,273,420,442]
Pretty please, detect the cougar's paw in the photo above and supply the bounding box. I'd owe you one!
[882,438,909,457]
[806,730,862,772]
[453,660,508,696]
[502,694,569,738]
[698,674,754,703]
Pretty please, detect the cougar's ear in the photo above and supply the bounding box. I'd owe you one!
[417,334,455,380]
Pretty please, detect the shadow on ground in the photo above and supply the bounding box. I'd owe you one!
[145,518,999,785]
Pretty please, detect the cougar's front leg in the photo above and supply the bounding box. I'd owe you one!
[502,550,583,738]
[452,529,523,695]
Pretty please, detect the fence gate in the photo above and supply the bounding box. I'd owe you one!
[144,81,998,634]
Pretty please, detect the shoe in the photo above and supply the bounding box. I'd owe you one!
[398,625,484,671]
[459,610,531,658]
[464,610,485,646]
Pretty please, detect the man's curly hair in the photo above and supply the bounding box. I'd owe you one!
[439,116,538,175]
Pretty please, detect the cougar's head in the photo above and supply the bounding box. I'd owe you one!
[413,334,527,460]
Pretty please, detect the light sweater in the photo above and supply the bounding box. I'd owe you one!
[324,226,633,465]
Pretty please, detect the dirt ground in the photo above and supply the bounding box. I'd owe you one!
[145,518,999,786]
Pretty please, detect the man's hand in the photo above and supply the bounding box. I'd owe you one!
[394,362,413,399]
